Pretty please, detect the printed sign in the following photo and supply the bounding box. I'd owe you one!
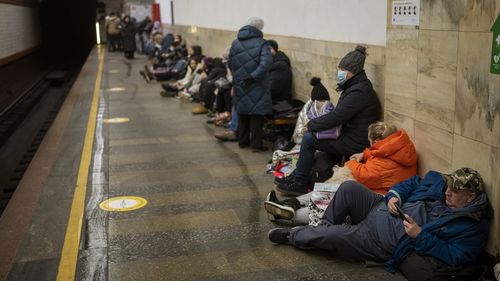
[491,15,500,75]
[392,0,420,26]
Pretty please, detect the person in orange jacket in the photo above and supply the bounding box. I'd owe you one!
[346,121,417,195]
[264,121,417,225]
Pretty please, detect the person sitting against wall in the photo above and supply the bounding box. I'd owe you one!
[265,121,417,225]
[267,40,292,104]
[191,58,227,114]
[275,45,381,195]
[160,58,201,97]
[268,167,491,281]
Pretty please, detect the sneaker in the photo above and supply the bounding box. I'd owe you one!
[214,130,237,142]
[206,117,216,124]
[178,91,192,103]
[268,228,290,244]
[160,91,177,98]
[192,105,208,114]
[275,181,308,196]
[264,201,295,220]
[139,70,150,83]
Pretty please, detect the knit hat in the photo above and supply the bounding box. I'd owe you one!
[443,167,485,193]
[310,77,330,101]
[338,45,367,75]
[246,17,264,30]
[268,40,278,51]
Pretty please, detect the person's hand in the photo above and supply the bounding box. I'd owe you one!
[387,197,399,215]
[243,77,255,87]
[349,152,363,162]
[403,215,422,238]
[301,121,308,134]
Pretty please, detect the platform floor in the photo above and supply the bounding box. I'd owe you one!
[0,47,406,281]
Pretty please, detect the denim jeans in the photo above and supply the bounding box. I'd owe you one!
[229,105,238,132]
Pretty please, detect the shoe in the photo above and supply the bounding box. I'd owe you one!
[214,130,237,142]
[192,105,208,114]
[139,70,150,83]
[206,117,216,124]
[265,191,279,221]
[264,201,295,220]
[178,91,192,103]
[161,83,177,91]
[275,181,308,196]
[160,91,177,98]
[268,228,290,244]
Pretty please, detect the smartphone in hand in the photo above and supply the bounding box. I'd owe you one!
[394,204,409,222]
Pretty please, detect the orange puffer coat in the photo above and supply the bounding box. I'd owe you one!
[346,129,417,195]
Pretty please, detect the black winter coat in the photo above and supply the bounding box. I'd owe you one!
[229,25,273,115]
[269,51,292,103]
[121,22,136,52]
[307,71,381,156]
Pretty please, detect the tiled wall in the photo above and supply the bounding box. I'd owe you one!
[167,0,499,256]
[385,0,499,255]
[0,3,40,60]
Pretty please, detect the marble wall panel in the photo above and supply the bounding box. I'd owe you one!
[419,0,464,31]
[414,121,453,175]
[459,0,497,32]
[384,110,415,140]
[416,30,458,132]
[384,29,418,118]
[452,135,499,255]
[455,32,499,147]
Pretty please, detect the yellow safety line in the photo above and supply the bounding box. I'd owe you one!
[56,46,105,281]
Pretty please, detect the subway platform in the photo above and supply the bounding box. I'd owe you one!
[0,46,406,281]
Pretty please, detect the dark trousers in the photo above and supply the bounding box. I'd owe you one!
[215,88,232,113]
[399,253,485,281]
[292,133,342,186]
[238,114,265,149]
[289,181,387,261]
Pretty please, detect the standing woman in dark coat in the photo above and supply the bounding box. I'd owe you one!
[229,17,273,151]
[268,40,292,103]
[121,16,137,59]
[276,45,381,195]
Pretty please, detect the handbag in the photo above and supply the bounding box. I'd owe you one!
[214,77,231,90]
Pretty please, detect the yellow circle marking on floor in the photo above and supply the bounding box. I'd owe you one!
[107,87,126,92]
[99,196,147,212]
[103,117,129,123]
[109,69,120,73]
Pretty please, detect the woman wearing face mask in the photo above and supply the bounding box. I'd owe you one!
[276,45,381,196]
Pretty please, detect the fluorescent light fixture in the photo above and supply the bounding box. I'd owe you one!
[95,22,101,44]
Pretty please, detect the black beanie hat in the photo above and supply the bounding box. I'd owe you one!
[268,40,278,51]
[310,77,330,101]
[338,45,367,75]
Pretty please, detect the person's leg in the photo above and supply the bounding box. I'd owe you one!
[399,252,484,281]
[249,115,265,149]
[322,181,383,225]
[229,106,238,133]
[290,133,319,187]
[238,114,250,148]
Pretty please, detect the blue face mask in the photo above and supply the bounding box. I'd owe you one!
[336,70,348,83]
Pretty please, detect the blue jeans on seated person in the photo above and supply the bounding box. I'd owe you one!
[229,105,238,132]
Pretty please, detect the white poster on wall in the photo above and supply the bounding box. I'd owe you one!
[130,4,152,22]
[156,0,173,24]
[392,0,420,26]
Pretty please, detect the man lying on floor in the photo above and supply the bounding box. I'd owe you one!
[268,167,491,281]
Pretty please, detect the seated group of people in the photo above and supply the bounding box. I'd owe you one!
[136,19,492,280]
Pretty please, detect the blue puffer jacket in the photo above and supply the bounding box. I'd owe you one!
[384,171,491,272]
[229,25,273,115]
